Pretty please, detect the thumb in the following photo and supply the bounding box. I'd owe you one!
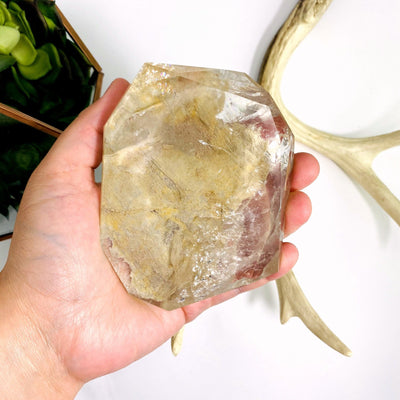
[40,78,130,174]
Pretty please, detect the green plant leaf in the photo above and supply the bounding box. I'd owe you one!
[10,32,37,65]
[12,0,48,46]
[37,0,63,29]
[0,2,12,23]
[8,1,36,46]
[13,143,41,171]
[0,7,5,24]
[11,65,38,99]
[0,123,55,217]
[17,47,51,79]
[0,54,16,72]
[39,42,61,84]
[4,79,28,106]
[0,24,20,54]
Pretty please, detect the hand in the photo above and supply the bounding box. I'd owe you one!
[0,79,319,399]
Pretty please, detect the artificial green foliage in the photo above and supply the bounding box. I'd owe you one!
[0,117,55,217]
[0,0,99,219]
[0,0,98,129]
[0,53,16,71]
[11,32,37,64]
[0,24,20,53]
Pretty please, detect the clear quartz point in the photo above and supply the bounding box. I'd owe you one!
[100,63,294,310]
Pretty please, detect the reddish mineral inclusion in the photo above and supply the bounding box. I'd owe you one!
[100,63,294,310]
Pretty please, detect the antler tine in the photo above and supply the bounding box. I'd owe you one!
[285,111,400,225]
[277,271,352,356]
[171,327,185,356]
[260,0,352,356]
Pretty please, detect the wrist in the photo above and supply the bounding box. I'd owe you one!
[0,268,83,400]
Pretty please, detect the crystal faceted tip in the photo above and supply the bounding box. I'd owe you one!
[100,63,294,310]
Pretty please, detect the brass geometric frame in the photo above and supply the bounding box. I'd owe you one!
[0,6,104,138]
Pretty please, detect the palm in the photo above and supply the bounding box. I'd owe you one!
[10,144,186,382]
[3,79,319,384]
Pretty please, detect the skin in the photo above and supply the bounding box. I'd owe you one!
[0,79,320,399]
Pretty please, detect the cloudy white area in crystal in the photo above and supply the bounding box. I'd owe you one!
[100,63,294,310]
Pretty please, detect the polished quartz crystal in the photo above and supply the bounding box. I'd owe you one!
[100,63,294,310]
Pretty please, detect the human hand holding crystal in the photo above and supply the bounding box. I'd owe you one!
[0,79,319,399]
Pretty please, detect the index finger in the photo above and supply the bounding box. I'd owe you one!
[290,152,320,191]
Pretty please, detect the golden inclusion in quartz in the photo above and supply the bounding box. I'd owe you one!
[100,63,294,310]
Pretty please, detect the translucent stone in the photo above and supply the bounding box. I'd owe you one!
[100,63,294,310]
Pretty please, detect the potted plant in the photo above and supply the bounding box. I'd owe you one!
[0,0,103,240]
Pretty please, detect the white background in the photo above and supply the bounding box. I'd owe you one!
[1,0,400,398]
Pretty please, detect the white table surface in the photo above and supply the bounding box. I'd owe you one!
[1,0,400,398]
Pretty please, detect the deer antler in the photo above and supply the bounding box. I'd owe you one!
[260,0,400,225]
[171,327,185,356]
[171,0,400,357]
[276,271,352,356]
[260,0,356,356]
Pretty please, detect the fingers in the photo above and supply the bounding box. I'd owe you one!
[262,242,298,282]
[40,78,130,174]
[283,152,319,237]
[180,242,299,323]
[284,191,312,237]
[290,152,320,191]
[181,154,319,322]
[234,243,298,295]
